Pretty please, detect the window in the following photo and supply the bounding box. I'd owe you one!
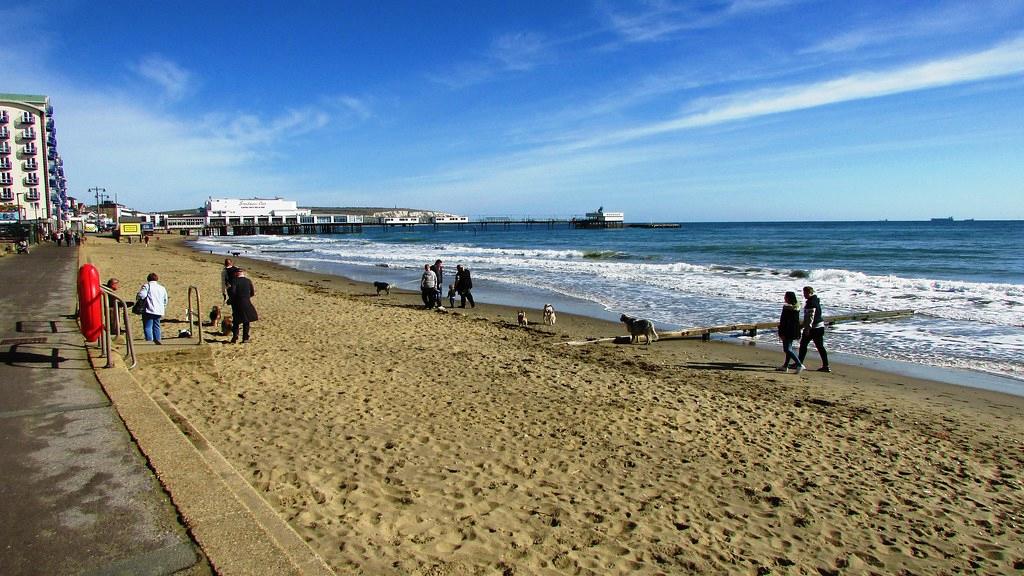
[0,188,12,201]
[20,111,35,124]
[0,143,9,154]
[25,173,40,185]
[0,111,8,123]
[0,127,8,139]
[21,127,36,140]
[23,158,37,170]
[0,173,12,185]
[22,143,37,155]
[25,188,40,201]
[0,158,10,170]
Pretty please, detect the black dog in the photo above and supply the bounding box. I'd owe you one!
[373,282,392,296]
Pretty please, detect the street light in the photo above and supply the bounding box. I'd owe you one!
[89,186,106,230]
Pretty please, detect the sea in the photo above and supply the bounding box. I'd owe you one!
[192,220,1024,396]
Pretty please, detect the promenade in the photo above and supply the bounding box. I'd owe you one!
[0,242,206,575]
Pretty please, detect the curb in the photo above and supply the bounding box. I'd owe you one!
[89,347,335,576]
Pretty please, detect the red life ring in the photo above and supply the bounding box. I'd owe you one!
[78,264,103,342]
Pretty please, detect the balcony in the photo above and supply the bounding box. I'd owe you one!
[25,159,38,171]
[0,143,10,154]
[22,143,37,155]
[0,158,10,170]
[19,112,35,125]
[46,119,55,132]
[26,189,40,201]
[0,175,12,186]
[0,188,12,201]
[21,128,37,140]
[25,174,40,186]
[0,127,8,139]
[0,111,7,124]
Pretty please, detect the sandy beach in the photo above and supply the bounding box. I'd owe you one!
[82,233,1024,575]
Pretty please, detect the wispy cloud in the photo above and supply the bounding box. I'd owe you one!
[428,30,553,88]
[600,0,798,44]
[558,34,1024,151]
[490,31,549,71]
[132,54,194,101]
[802,1,1024,54]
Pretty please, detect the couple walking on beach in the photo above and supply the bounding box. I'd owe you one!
[777,286,830,374]
[420,260,474,309]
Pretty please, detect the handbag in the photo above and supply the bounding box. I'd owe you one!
[131,299,146,315]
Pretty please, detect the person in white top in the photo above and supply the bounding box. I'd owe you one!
[136,272,169,344]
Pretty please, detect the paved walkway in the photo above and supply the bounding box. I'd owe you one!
[0,242,207,576]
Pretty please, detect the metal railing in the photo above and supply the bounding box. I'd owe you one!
[99,285,137,369]
[186,286,203,345]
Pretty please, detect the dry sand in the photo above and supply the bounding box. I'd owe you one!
[83,234,1024,575]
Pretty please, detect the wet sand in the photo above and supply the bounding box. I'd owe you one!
[83,233,1024,575]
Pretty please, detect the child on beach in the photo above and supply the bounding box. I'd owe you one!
[447,284,457,308]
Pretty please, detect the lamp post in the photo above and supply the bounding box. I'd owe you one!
[89,186,106,230]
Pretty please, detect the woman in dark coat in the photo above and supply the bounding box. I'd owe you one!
[777,291,804,373]
[228,268,259,343]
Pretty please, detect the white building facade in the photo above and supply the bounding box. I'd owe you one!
[205,197,310,219]
[0,94,67,233]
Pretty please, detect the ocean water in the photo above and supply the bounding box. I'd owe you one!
[192,220,1024,391]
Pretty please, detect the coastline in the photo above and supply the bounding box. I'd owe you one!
[194,236,1024,398]
[84,233,1024,574]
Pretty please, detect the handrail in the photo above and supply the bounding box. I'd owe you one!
[186,286,203,345]
[99,285,137,369]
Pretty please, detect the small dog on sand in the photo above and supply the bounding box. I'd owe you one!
[542,304,557,326]
[373,281,392,296]
[517,311,529,326]
[620,314,658,344]
[209,305,222,326]
[220,314,234,336]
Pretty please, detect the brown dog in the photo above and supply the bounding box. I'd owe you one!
[220,314,234,336]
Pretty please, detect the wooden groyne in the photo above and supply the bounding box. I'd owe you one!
[563,309,914,346]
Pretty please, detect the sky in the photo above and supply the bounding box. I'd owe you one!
[2,0,1023,221]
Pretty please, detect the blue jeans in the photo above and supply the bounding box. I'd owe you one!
[142,312,162,342]
[782,338,801,368]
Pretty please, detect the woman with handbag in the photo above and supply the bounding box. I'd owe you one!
[136,272,168,345]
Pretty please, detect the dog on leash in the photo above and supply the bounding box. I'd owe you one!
[542,304,557,326]
[620,314,658,344]
[517,311,529,326]
[373,281,392,296]
[211,305,234,335]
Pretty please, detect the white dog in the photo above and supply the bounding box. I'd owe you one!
[542,303,557,326]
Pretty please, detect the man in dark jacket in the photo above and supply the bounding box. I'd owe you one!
[454,264,475,308]
[228,268,259,343]
[797,285,830,372]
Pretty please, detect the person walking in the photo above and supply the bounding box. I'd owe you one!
[777,291,804,373]
[105,278,122,336]
[798,286,830,372]
[136,273,168,344]
[454,264,475,308]
[227,268,258,343]
[430,259,444,308]
[221,258,239,303]
[420,264,438,309]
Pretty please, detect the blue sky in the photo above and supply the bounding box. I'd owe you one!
[3,0,1023,221]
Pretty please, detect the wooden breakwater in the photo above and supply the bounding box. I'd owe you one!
[563,309,914,346]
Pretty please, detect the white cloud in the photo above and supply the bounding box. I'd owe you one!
[132,54,193,101]
[559,34,1024,151]
[600,0,799,44]
[490,31,548,71]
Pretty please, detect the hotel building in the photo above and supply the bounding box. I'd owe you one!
[0,93,68,234]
